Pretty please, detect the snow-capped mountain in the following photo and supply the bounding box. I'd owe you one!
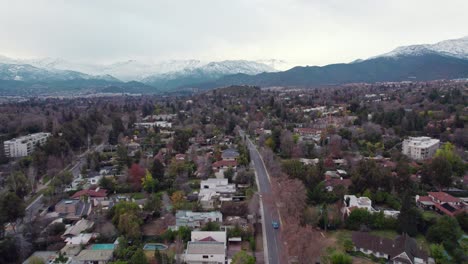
[0,56,281,82]
[140,60,276,90]
[375,36,468,60]
[0,62,118,82]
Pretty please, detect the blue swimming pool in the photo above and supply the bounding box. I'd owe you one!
[143,243,168,251]
[91,244,115,250]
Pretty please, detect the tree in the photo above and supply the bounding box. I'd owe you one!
[144,193,162,216]
[130,249,148,264]
[173,129,192,153]
[171,191,185,210]
[142,170,158,193]
[224,167,235,183]
[430,244,450,264]
[435,142,465,176]
[431,156,453,189]
[6,171,31,199]
[118,213,142,239]
[129,163,145,191]
[397,193,420,236]
[232,250,255,264]
[99,176,115,193]
[151,159,165,182]
[201,221,220,231]
[0,192,26,231]
[427,216,462,252]
[0,237,19,264]
[280,130,294,158]
[51,170,74,194]
[455,211,468,233]
[345,208,372,230]
[265,137,275,150]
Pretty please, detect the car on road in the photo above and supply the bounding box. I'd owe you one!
[272,221,280,229]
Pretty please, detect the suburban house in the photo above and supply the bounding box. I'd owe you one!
[22,251,61,264]
[199,179,236,209]
[343,195,377,215]
[74,249,114,264]
[191,231,227,246]
[184,242,226,264]
[212,160,238,171]
[171,210,223,230]
[62,219,95,238]
[343,195,399,218]
[55,200,92,221]
[221,149,239,161]
[324,177,351,192]
[71,187,108,201]
[293,127,322,142]
[184,231,227,264]
[416,192,466,217]
[352,232,434,264]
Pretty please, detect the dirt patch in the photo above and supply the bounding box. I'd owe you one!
[142,213,175,236]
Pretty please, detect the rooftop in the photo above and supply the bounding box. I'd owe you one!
[404,137,440,147]
[75,249,114,261]
[186,241,225,255]
[428,192,461,203]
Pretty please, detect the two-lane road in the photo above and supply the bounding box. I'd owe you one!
[241,131,282,264]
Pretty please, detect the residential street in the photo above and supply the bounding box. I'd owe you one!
[241,130,282,264]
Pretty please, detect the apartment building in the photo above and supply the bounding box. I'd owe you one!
[402,137,440,160]
[3,132,51,157]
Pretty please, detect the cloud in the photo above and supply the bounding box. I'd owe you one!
[0,0,467,66]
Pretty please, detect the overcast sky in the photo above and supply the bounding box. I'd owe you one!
[0,0,467,67]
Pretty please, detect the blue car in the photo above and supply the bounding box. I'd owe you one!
[272,221,280,229]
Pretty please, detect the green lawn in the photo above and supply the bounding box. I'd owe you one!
[132,192,146,200]
[369,229,398,239]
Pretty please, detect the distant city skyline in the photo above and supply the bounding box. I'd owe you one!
[0,0,467,67]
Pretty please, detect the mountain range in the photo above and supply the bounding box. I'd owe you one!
[0,36,467,95]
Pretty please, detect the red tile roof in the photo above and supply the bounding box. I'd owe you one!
[416,196,433,203]
[325,178,351,188]
[71,188,108,199]
[212,160,238,168]
[199,236,217,242]
[428,192,460,203]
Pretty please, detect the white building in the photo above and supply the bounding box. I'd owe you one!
[184,231,227,264]
[172,210,223,230]
[343,195,376,214]
[3,132,51,157]
[402,137,440,160]
[199,179,236,209]
[184,242,226,264]
[343,195,399,218]
[134,121,172,129]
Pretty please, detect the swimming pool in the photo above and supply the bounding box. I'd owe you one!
[91,244,115,250]
[143,243,168,251]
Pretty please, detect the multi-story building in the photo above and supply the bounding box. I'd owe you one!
[171,210,223,230]
[198,179,236,209]
[402,137,440,160]
[3,132,51,157]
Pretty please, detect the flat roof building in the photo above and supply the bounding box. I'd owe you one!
[402,137,440,160]
[3,132,51,157]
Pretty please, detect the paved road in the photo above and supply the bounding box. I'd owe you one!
[24,144,104,222]
[240,131,282,264]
